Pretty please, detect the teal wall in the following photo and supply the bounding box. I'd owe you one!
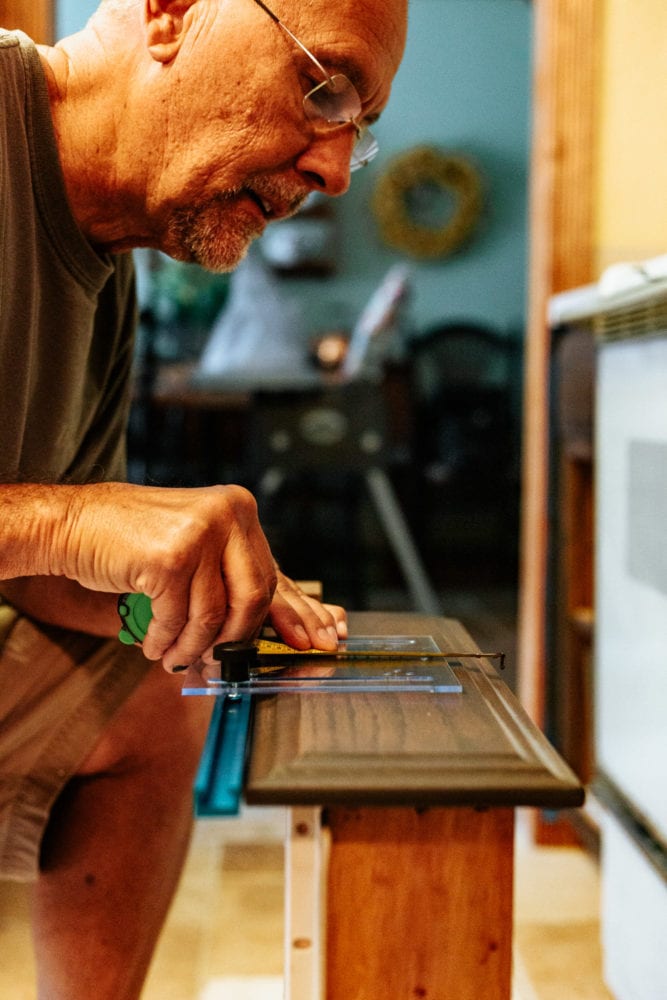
[57,0,533,340]
[56,0,97,37]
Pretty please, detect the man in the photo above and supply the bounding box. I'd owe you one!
[0,0,407,996]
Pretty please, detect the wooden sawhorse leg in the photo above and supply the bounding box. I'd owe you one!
[325,806,515,1000]
[284,806,514,1000]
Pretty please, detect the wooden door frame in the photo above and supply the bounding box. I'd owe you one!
[0,0,52,42]
[518,2,601,751]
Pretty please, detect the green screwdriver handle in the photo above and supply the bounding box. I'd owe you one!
[117,592,153,645]
[117,592,256,681]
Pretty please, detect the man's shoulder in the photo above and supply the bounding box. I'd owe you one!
[0,27,33,56]
[0,30,21,50]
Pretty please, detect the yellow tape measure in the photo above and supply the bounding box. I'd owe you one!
[255,637,446,658]
[255,637,505,668]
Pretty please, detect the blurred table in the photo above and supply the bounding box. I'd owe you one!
[133,362,441,613]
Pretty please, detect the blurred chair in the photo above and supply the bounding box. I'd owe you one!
[407,321,522,587]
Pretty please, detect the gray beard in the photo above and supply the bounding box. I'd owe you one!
[165,194,264,273]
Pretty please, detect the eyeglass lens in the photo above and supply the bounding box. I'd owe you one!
[351,131,379,170]
[250,0,378,169]
[304,75,378,169]
[303,74,361,124]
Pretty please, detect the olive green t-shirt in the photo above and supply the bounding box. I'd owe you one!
[0,29,135,486]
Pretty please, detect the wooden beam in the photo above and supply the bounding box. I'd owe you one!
[517,0,602,724]
[0,1,53,43]
[326,807,515,1000]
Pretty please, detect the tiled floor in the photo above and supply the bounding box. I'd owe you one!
[513,813,613,1000]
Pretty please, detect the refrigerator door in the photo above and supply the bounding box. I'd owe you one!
[596,333,667,845]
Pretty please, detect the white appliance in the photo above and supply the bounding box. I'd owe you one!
[550,260,667,1000]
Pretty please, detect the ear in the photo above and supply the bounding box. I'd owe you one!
[144,0,196,64]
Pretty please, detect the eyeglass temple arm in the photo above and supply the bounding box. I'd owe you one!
[250,0,333,84]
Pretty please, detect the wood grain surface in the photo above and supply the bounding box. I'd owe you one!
[325,805,515,1000]
[246,612,583,809]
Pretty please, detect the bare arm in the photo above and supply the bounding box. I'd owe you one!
[0,577,120,637]
[0,481,275,670]
[0,481,346,670]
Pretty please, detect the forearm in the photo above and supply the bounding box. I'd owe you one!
[0,482,130,636]
[0,479,277,667]
[0,577,120,637]
[0,483,76,578]
[0,479,344,670]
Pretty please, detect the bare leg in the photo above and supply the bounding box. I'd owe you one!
[31,666,213,1000]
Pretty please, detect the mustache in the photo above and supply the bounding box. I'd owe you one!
[248,178,312,217]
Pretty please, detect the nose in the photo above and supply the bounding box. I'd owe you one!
[295,127,355,196]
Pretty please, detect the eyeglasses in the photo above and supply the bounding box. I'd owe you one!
[251,0,379,171]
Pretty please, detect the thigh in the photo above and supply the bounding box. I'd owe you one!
[0,615,152,880]
[77,658,214,778]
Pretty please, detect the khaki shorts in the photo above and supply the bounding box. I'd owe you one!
[0,605,152,881]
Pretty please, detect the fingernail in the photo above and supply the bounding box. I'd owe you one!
[318,626,338,647]
[293,624,308,644]
[172,664,188,673]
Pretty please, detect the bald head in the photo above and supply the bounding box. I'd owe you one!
[47,0,408,269]
[92,0,407,68]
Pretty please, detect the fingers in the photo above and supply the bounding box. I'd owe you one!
[134,486,277,671]
[213,517,277,645]
[149,557,277,673]
[322,602,348,639]
[267,572,348,650]
[143,565,228,669]
[62,481,346,671]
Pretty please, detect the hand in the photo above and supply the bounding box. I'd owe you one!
[56,482,277,671]
[265,570,347,651]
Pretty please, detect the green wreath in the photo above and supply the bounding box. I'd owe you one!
[372,146,483,259]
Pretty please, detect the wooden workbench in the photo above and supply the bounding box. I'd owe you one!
[245,611,583,1000]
